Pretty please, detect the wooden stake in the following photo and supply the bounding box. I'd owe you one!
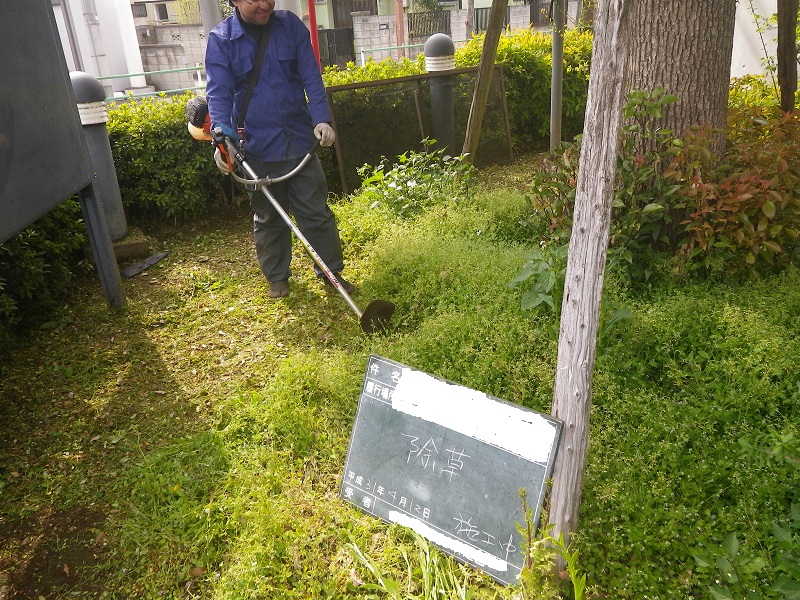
[462,0,509,162]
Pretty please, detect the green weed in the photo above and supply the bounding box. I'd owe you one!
[1,150,799,599]
[357,139,475,218]
[347,529,481,600]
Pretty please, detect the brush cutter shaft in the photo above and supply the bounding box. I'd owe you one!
[228,140,364,319]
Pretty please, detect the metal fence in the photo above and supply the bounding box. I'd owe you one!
[473,6,510,32]
[530,0,553,26]
[407,10,452,42]
[326,66,513,194]
[319,28,356,68]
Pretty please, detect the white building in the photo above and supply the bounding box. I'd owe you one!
[732,0,778,81]
[53,0,149,96]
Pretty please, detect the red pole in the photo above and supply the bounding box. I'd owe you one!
[307,0,322,71]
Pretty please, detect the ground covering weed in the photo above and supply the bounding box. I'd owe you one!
[357,139,475,218]
[0,150,797,599]
[347,529,484,599]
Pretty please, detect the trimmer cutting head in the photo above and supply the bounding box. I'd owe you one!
[360,300,396,334]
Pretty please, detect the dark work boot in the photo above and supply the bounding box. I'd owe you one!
[268,280,289,298]
[321,274,355,294]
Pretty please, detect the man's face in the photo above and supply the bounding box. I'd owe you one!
[233,0,275,25]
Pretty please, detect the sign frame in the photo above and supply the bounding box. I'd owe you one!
[341,355,562,585]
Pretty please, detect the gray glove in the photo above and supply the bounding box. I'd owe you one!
[313,122,336,147]
[214,147,231,176]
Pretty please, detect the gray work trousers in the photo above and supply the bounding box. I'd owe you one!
[246,154,344,283]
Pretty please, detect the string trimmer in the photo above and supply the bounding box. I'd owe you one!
[186,96,395,334]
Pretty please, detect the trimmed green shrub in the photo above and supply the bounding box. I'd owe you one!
[456,29,593,148]
[0,200,87,349]
[107,93,226,221]
[322,57,425,86]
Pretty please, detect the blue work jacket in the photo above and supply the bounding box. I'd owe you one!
[205,10,331,162]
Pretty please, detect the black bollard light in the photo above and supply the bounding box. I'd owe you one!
[424,33,456,153]
[70,71,128,241]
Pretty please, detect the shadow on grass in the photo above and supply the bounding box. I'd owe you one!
[0,279,208,597]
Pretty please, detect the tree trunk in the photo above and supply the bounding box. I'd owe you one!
[579,0,595,29]
[624,0,735,154]
[549,0,630,546]
[777,0,799,113]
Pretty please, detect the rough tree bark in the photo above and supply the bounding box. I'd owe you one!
[625,0,735,155]
[549,0,630,545]
[777,0,799,112]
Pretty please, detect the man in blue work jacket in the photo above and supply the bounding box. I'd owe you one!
[205,0,353,299]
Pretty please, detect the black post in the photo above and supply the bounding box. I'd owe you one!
[78,183,126,309]
[424,33,456,153]
[70,71,129,241]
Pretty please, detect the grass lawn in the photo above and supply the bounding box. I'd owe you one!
[0,153,797,599]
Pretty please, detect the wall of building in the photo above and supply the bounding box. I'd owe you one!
[52,0,109,82]
[353,12,406,62]
[732,0,778,80]
[137,24,206,91]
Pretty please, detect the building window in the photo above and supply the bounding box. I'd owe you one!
[131,3,147,18]
[155,3,169,21]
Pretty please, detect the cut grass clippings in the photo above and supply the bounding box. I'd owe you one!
[1,152,798,599]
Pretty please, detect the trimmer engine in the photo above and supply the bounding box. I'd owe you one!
[185,96,212,141]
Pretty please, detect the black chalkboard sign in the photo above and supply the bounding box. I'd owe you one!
[341,355,562,585]
[0,0,92,242]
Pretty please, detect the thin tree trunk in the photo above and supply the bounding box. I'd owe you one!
[550,0,565,149]
[777,0,798,112]
[549,0,630,546]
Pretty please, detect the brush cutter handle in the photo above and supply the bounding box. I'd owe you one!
[223,139,321,187]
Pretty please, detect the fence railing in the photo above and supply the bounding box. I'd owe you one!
[359,39,470,66]
[99,64,204,102]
